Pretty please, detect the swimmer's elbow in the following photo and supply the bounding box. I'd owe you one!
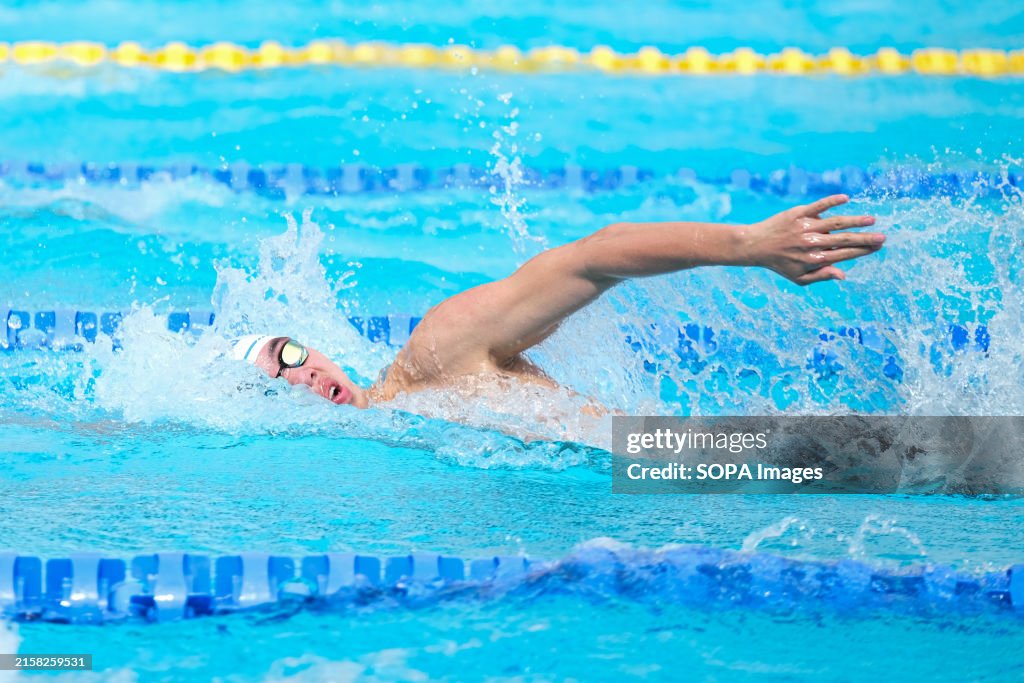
[576,223,634,284]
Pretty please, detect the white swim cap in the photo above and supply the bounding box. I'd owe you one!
[232,334,274,365]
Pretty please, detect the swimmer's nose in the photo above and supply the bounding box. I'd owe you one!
[281,365,316,388]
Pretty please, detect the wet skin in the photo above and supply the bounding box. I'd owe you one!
[249,195,883,408]
[253,337,370,408]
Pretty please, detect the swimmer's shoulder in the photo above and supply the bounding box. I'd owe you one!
[374,335,459,399]
[400,301,495,376]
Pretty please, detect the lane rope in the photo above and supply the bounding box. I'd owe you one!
[0,41,1021,77]
[0,308,992,384]
[2,160,1018,199]
[1,549,1019,623]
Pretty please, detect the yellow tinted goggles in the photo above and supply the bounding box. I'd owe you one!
[278,339,309,372]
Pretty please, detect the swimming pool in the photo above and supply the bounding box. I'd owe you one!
[2,0,1024,680]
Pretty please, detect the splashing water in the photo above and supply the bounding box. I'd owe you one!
[385,376,614,455]
[51,211,613,466]
[4,158,1021,467]
[741,515,807,553]
[532,169,1024,418]
[848,514,929,563]
[488,92,546,258]
[738,513,937,565]
[78,211,389,429]
[211,210,384,379]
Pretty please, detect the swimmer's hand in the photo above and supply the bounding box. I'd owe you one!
[743,194,884,285]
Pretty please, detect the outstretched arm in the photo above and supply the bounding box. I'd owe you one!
[419,194,883,364]
[574,194,881,284]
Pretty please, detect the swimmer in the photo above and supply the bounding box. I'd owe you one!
[233,194,882,408]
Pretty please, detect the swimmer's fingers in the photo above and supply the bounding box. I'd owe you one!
[812,230,886,249]
[809,246,879,266]
[799,194,849,218]
[810,215,877,232]
[795,266,845,285]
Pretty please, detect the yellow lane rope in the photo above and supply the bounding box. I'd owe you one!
[0,40,1020,77]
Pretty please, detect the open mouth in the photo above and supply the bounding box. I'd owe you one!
[325,382,351,405]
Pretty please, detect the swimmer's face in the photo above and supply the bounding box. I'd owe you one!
[253,337,369,408]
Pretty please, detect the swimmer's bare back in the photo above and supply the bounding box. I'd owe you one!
[370,194,883,405]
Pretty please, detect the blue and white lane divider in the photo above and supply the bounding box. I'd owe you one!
[0,160,1018,198]
[0,309,992,382]
[0,309,422,350]
[0,308,991,354]
[0,551,520,623]
[0,549,1020,624]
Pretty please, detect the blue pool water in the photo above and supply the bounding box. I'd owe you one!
[2,0,1024,680]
